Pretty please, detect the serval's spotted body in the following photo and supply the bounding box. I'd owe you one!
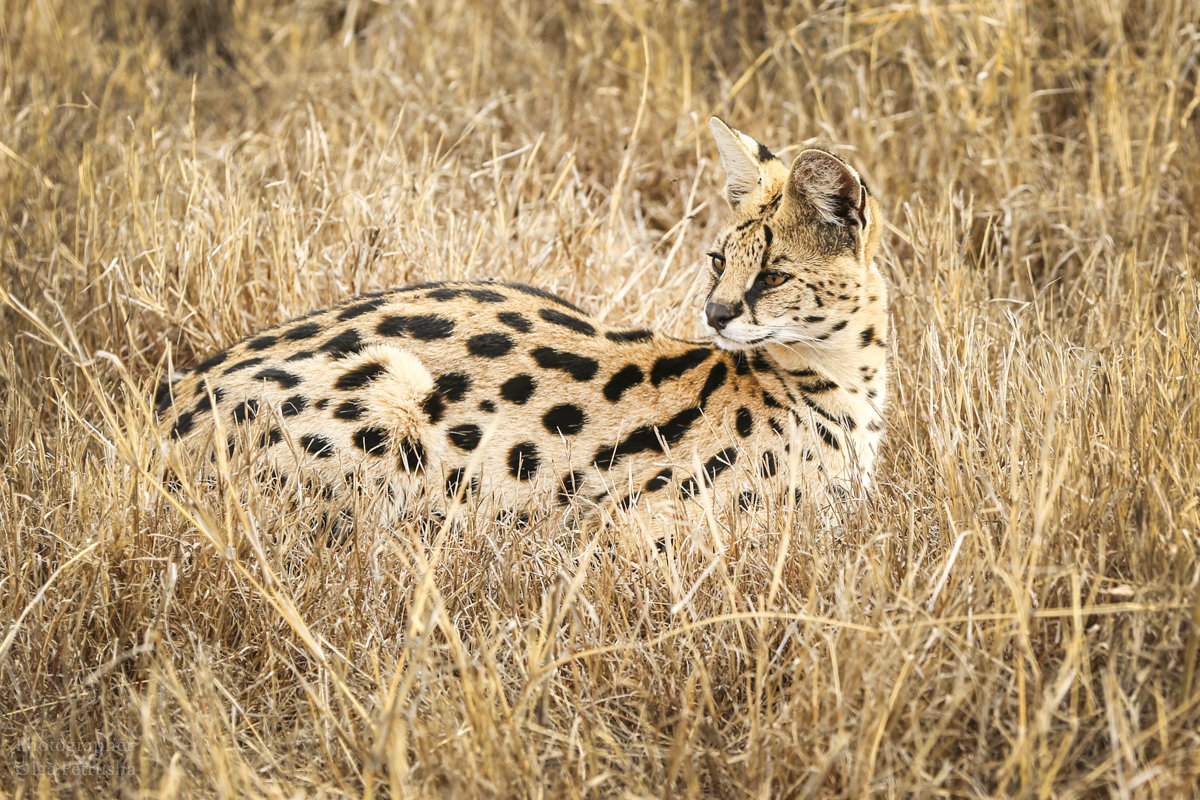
[157,119,889,521]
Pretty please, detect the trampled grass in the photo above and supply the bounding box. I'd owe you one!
[2,0,1199,796]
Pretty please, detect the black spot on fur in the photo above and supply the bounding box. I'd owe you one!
[281,395,308,417]
[603,364,644,402]
[337,298,385,321]
[699,361,728,407]
[285,322,321,340]
[798,392,855,430]
[321,329,364,358]
[301,434,335,458]
[427,288,459,301]
[650,347,710,386]
[154,380,174,415]
[682,448,739,497]
[467,333,514,358]
[814,420,841,449]
[556,470,586,505]
[605,329,653,343]
[232,398,259,424]
[507,442,540,481]
[543,404,586,436]
[763,392,782,408]
[739,491,761,511]
[353,426,389,455]
[479,399,496,412]
[756,142,777,162]
[509,283,583,311]
[162,468,182,493]
[285,350,315,363]
[334,399,366,421]
[247,335,276,351]
[435,372,472,403]
[195,351,228,373]
[445,467,467,497]
[736,407,753,438]
[314,399,329,410]
[253,368,301,389]
[500,374,537,404]
[422,391,447,423]
[448,424,482,451]
[859,326,876,347]
[260,427,283,448]
[531,347,598,381]
[831,320,848,332]
[592,406,702,468]
[643,468,673,493]
[539,308,596,336]
[335,361,387,391]
[397,438,425,471]
[615,493,640,511]
[406,314,456,340]
[466,288,506,303]
[704,447,738,479]
[192,393,214,415]
[224,357,264,375]
[733,352,751,376]
[170,412,195,438]
[760,451,778,478]
[659,407,705,446]
[754,354,782,377]
[769,417,785,435]
[378,314,456,341]
[498,311,533,332]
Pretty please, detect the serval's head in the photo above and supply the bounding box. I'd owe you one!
[702,117,885,359]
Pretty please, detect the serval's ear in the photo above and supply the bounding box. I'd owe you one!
[784,149,866,228]
[709,116,778,207]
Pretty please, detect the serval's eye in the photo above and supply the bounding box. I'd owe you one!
[708,252,726,274]
[762,271,788,287]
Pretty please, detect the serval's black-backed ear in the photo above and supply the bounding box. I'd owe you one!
[784,149,865,227]
[709,116,778,207]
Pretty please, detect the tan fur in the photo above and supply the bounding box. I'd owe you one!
[157,119,890,522]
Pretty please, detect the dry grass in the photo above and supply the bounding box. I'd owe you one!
[3,0,1200,796]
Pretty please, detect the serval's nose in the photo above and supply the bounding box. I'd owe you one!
[705,302,738,331]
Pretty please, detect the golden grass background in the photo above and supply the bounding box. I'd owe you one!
[3,0,1199,796]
